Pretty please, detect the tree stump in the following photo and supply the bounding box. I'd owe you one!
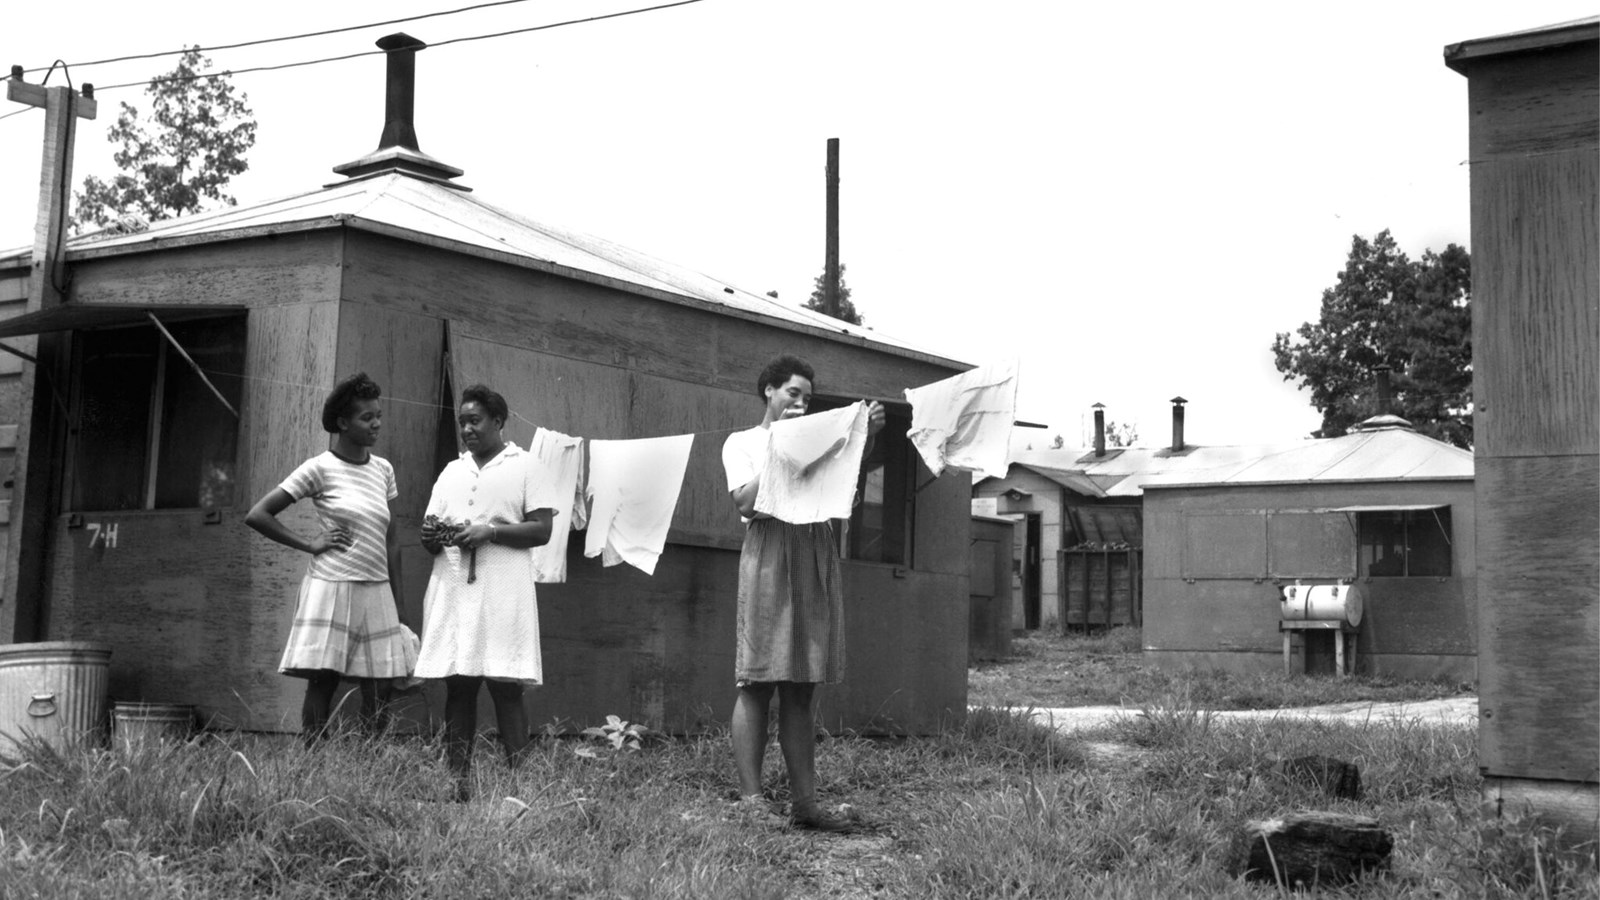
[1276,755,1362,800]
[1229,811,1393,888]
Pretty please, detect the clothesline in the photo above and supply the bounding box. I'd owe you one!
[194,360,1023,481]
[198,367,754,441]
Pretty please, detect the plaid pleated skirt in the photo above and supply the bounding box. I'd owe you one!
[736,518,845,685]
[279,577,419,685]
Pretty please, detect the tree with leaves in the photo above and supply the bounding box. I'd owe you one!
[1105,419,1139,448]
[1272,230,1472,448]
[73,48,256,230]
[803,263,864,325]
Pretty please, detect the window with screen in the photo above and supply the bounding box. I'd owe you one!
[1358,508,1452,577]
[70,316,246,511]
[811,398,914,565]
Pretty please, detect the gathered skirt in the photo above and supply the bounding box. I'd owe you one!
[414,544,543,685]
[279,577,419,685]
[736,518,844,685]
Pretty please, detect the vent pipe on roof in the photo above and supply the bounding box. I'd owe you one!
[1171,396,1186,452]
[1092,403,1106,458]
[1374,366,1393,416]
[330,32,467,189]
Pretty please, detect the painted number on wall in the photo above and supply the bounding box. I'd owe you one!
[86,522,120,549]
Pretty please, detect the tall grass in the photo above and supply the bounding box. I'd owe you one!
[0,702,1588,898]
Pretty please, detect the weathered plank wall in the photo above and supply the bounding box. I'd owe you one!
[1460,35,1600,830]
[1142,481,1477,681]
[0,270,30,602]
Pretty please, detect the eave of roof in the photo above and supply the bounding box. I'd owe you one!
[1445,15,1600,72]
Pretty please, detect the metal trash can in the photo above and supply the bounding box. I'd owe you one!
[0,641,112,757]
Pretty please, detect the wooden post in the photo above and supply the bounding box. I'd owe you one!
[1102,546,1112,630]
[823,137,840,318]
[1,77,96,643]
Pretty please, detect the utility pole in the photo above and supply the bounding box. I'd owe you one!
[823,137,840,319]
[2,69,96,642]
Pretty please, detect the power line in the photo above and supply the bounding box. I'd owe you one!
[18,0,539,76]
[83,0,705,95]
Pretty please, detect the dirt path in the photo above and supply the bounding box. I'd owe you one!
[1022,695,1479,733]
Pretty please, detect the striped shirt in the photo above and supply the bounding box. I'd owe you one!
[280,452,398,582]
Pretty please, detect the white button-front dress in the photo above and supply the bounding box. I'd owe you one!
[414,442,544,684]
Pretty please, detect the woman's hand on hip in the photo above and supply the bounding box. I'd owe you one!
[307,525,352,555]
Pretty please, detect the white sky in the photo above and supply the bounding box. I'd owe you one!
[3,1,1593,446]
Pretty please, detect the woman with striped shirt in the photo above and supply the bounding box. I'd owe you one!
[246,372,418,745]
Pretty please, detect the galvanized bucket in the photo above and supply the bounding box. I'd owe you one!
[0,641,112,757]
[112,701,195,751]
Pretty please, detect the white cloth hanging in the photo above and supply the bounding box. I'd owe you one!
[525,427,587,583]
[584,434,694,575]
[753,402,869,524]
[904,360,1018,480]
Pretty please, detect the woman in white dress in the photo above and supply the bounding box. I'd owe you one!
[416,384,552,798]
[245,372,417,745]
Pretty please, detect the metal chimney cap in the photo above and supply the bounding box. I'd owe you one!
[1170,396,1187,405]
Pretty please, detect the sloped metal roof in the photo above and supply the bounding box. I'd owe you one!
[988,424,1472,497]
[1445,15,1599,71]
[1,171,957,365]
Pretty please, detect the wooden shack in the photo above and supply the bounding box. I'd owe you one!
[1445,17,1599,839]
[0,40,973,736]
[1140,419,1476,682]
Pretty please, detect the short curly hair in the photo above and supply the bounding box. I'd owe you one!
[321,372,382,433]
[459,384,509,424]
[756,354,816,399]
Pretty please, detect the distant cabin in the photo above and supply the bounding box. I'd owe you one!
[1140,416,1475,682]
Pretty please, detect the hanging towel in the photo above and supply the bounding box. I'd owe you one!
[584,434,694,575]
[526,427,588,583]
[754,402,869,524]
[904,360,1018,480]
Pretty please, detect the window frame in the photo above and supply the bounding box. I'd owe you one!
[808,394,916,567]
[62,312,247,513]
[1352,506,1454,578]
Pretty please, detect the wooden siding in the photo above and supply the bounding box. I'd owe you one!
[68,233,345,312]
[1060,548,1141,627]
[1476,455,1599,782]
[339,230,959,402]
[0,272,29,605]
[1461,35,1600,824]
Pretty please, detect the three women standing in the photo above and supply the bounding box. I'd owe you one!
[416,384,553,799]
[721,355,884,830]
[246,372,418,745]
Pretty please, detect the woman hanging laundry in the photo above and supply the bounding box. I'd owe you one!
[721,354,884,831]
